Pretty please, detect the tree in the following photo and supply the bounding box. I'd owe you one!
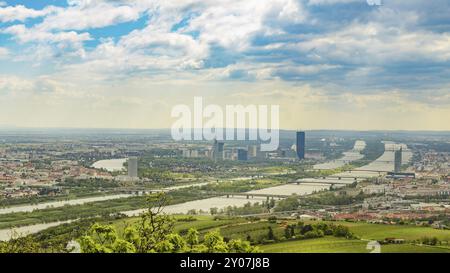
[167,234,187,252]
[300,224,313,235]
[79,193,175,253]
[228,239,260,253]
[332,225,353,238]
[274,196,299,212]
[133,193,175,252]
[112,239,136,253]
[186,228,199,249]
[78,223,127,253]
[269,198,276,209]
[284,226,293,239]
[0,231,42,253]
[210,207,218,215]
[267,227,275,241]
[78,193,259,253]
[203,230,228,253]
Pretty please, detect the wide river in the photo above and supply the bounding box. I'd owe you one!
[0,141,412,240]
[0,194,132,215]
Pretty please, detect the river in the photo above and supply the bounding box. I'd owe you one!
[0,194,133,215]
[313,140,366,170]
[0,220,74,241]
[92,158,127,172]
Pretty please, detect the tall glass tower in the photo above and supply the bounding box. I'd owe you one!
[296,131,305,160]
[394,147,402,173]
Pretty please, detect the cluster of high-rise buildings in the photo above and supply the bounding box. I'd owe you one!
[213,140,255,161]
[179,131,308,162]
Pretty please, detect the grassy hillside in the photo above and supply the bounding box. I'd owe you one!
[260,237,450,253]
[333,221,450,242]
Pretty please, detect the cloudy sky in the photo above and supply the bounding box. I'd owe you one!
[0,0,449,130]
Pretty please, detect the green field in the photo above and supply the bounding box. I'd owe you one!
[333,221,450,242]
[261,237,368,253]
[260,237,450,253]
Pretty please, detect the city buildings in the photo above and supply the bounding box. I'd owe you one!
[237,149,248,161]
[249,145,258,158]
[128,157,138,178]
[212,140,224,160]
[394,147,402,173]
[296,131,305,160]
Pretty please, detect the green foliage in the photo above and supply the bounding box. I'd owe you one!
[0,233,42,253]
[78,193,259,253]
[421,236,439,246]
[274,196,299,212]
[295,222,355,239]
[59,177,120,189]
[139,168,175,182]
[222,202,267,216]
[228,239,258,253]
[267,227,275,241]
[186,228,199,248]
[204,230,229,253]
[301,191,370,206]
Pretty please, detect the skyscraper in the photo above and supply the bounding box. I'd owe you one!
[394,147,402,173]
[296,131,305,160]
[128,157,138,178]
[212,139,224,160]
[237,149,248,161]
[249,145,258,158]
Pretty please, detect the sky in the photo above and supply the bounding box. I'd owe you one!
[0,0,449,130]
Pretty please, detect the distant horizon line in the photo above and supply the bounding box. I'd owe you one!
[1,126,450,133]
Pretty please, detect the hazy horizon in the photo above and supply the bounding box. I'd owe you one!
[1,126,450,134]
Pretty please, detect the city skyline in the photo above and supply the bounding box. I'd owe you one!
[1,1,450,130]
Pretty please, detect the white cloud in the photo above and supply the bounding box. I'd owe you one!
[0,5,59,22]
[307,0,360,5]
[4,24,91,44]
[36,1,143,31]
[183,0,307,51]
[2,24,91,62]
[293,22,450,64]
[43,0,310,77]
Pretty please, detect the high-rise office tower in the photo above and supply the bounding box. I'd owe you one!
[249,145,258,158]
[218,142,224,154]
[212,139,224,160]
[128,157,138,178]
[296,131,306,160]
[237,149,248,161]
[394,147,402,173]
